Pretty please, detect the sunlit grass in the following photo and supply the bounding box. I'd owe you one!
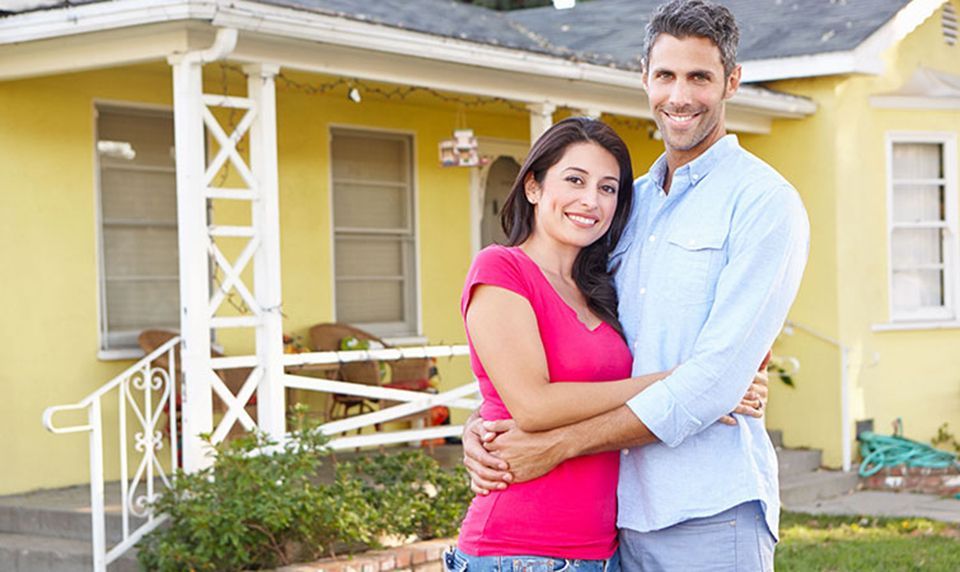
[779,512,960,571]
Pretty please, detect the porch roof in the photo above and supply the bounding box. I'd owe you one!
[0,0,818,133]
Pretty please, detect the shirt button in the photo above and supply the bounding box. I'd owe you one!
[648,235,656,242]
[622,449,629,456]
[639,287,646,295]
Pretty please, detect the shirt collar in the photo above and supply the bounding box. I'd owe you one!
[646,134,740,194]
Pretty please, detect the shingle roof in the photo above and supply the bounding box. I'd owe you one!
[1,0,919,71]
[507,0,914,69]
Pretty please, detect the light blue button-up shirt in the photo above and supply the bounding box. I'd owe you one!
[613,135,809,539]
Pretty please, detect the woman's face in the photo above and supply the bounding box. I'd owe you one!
[526,141,621,249]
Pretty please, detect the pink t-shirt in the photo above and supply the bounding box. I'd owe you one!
[457,245,633,559]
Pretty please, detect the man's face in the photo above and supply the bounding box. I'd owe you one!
[642,34,741,158]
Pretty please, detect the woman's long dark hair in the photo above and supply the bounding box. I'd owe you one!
[500,117,634,338]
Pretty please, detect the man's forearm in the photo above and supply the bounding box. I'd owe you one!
[556,405,659,458]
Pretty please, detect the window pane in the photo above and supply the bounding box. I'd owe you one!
[101,169,177,223]
[333,183,408,230]
[892,143,943,180]
[335,280,405,323]
[335,237,404,277]
[891,228,943,268]
[105,279,180,331]
[892,269,944,312]
[892,184,944,224]
[332,133,407,182]
[97,107,179,349]
[98,109,175,169]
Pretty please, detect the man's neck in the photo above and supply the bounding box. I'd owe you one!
[662,127,728,194]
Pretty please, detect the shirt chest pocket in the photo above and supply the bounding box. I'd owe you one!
[659,231,727,305]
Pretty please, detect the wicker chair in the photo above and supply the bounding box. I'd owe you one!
[307,323,433,426]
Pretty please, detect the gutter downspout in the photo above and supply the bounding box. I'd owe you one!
[784,320,853,472]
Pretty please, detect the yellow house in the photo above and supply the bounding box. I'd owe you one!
[1,1,958,564]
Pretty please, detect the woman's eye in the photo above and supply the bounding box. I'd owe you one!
[601,185,618,194]
[566,176,583,184]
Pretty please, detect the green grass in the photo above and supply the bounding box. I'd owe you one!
[778,512,960,571]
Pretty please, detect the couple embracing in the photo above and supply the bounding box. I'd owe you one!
[445,1,810,571]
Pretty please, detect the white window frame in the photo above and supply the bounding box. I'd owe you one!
[884,131,959,325]
[328,125,421,339]
[94,101,179,359]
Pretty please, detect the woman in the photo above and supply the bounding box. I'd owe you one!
[446,118,763,572]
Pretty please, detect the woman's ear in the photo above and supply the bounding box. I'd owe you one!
[524,173,541,205]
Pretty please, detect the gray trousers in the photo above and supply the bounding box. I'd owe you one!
[618,501,775,572]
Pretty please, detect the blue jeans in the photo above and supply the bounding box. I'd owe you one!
[443,547,620,572]
[618,501,775,572]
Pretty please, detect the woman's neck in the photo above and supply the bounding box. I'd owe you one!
[519,233,580,282]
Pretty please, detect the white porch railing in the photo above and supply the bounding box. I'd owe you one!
[42,336,180,571]
[43,337,477,571]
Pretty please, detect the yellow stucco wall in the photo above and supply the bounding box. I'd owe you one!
[743,1,960,467]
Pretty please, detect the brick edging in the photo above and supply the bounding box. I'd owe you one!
[274,538,453,572]
[860,465,960,496]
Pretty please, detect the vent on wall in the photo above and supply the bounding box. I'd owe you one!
[945,2,958,46]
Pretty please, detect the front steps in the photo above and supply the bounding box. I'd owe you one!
[0,483,143,571]
[771,429,859,508]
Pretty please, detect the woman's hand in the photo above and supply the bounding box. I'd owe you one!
[718,368,769,426]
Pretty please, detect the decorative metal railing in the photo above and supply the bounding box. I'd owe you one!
[43,337,478,571]
[42,336,180,571]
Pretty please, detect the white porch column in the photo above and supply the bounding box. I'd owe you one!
[245,63,286,441]
[169,55,214,472]
[527,102,556,143]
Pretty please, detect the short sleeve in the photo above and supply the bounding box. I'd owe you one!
[460,246,533,318]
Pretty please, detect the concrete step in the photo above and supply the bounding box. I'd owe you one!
[777,448,822,477]
[0,532,139,572]
[0,503,146,544]
[767,429,783,449]
[780,469,859,507]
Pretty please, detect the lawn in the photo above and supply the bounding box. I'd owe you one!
[779,512,960,571]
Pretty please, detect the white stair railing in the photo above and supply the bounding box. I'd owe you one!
[42,336,181,572]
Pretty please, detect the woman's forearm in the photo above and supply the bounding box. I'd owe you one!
[506,370,668,432]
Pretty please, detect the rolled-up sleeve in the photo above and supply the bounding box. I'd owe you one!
[627,184,810,447]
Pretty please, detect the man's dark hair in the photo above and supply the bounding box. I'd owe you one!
[641,0,740,77]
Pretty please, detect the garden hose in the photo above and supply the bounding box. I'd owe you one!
[858,431,959,478]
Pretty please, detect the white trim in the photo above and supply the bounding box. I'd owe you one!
[741,0,949,82]
[871,95,960,109]
[97,348,146,361]
[872,320,960,332]
[884,130,959,324]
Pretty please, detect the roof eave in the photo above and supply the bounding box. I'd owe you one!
[0,0,815,122]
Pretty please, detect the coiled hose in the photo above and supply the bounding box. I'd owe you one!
[858,431,959,477]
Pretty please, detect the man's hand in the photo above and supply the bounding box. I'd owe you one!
[481,419,569,483]
[718,368,769,426]
[462,414,513,495]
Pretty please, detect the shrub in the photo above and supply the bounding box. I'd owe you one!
[138,410,470,571]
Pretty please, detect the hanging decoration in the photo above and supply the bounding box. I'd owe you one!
[438,108,487,168]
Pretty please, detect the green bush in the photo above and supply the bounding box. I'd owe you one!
[138,410,470,571]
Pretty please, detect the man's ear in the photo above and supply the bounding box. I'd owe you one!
[641,65,650,94]
[725,64,742,99]
[524,173,541,204]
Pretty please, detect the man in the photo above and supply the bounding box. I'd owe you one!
[462,1,810,570]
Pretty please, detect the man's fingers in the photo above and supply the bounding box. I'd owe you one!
[718,415,738,426]
[732,404,763,418]
[463,454,511,482]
